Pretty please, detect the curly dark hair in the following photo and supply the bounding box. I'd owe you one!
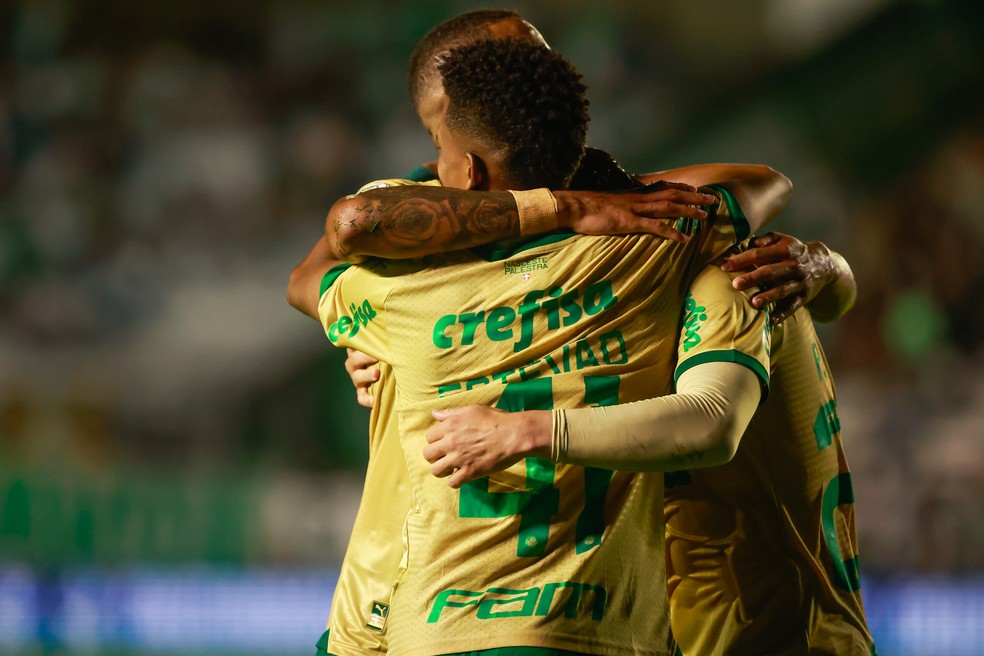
[438,39,589,189]
[408,10,528,110]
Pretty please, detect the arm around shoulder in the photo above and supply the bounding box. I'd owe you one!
[287,234,342,320]
[712,165,792,233]
[325,186,522,262]
[421,360,762,487]
[325,194,372,264]
[638,164,792,233]
[554,361,762,471]
[803,242,857,322]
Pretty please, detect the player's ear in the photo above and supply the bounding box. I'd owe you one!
[465,153,488,190]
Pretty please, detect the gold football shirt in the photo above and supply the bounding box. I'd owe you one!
[322,176,443,656]
[665,265,875,655]
[324,364,407,655]
[318,178,754,655]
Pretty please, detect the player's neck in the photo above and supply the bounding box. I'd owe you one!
[484,166,527,192]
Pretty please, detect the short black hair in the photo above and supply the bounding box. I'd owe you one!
[439,39,589,189]
[408,9,524,109]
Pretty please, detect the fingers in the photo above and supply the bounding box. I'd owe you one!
[636,220,689,243]
[425,406,478,447]
[350,366,380,387]
[722,233,804,272]
[641,201,709,221]
[349,365,379,408]
[430,405,474,425]
[721,243,790,272]
[629,189,722,241]
[770,295,805,326]
[344,348,379,373]
[429,455,456,479]
[422,436,445,462]
[748,232,784,249]
[638,180,697,193]
[423,405,514,488]
[423,432,471,487]
[747,286,788,309]
[660,181,696,192]
[748,280,805,310]
[345,348,380,409]
[447,468,476,489]
[356,389,374,409]
[641,187,718,209]
[423,439,475,488]
[732,261,801,291]
[425,410,455,443]
[431,406,462,420]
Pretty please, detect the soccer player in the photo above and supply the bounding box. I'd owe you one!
[663,264,875,655]
[308,37,782,655]
[288,11,794,656]
[426,258,875,655]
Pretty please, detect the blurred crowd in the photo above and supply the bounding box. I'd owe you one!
[0,1,982,571]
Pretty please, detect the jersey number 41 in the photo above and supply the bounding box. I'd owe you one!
[458,376,618,558]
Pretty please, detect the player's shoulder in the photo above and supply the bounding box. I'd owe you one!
[357,178,442,194]
[689,263,745,303]
[560,231,666,257]
[333,257,434,289]
[692,261,736,286]
[684,263,767,336]
[319,259,410,303]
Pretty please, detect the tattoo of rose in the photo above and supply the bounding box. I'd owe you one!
[390,199,442,242]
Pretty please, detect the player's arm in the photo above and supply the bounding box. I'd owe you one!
[424,264,770,487]
[326,183,718,263]
[721,232,856,323]
[648,165,854,323]
[637,163,792,234]
[286,235,342,320]
[424,362,761,488]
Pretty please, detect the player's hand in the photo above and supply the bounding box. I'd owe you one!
[555,182,718,243]
[721,232,836,325]
[424,406,550,489]
[344,348,380,408]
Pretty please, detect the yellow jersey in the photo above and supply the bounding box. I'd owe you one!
[322,364,407,655]
[321,176,442,655]
[665,265,875,655]
[317,180,753,656]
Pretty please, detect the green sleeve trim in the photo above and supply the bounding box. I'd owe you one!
[674,348,770,403]
[406,165,437,182]
[705,184,750,243]
[320,263,352,298]
[473,230,577,262]
[315,629,329,653]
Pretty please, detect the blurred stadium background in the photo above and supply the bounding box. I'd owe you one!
[1,0,982,653]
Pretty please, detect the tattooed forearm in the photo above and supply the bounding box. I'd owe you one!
[326,187,520,261]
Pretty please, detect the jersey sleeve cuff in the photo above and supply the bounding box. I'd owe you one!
[704,184,750,243]
[320,263,353,298]
[406,165,438,182]
[674,349,770,403]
